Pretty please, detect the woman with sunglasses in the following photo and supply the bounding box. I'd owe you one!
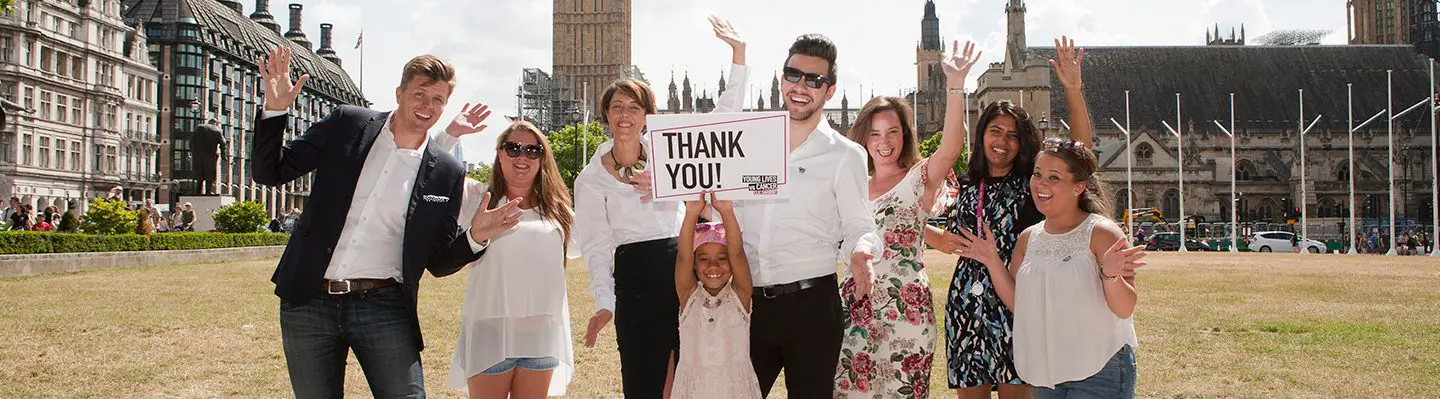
[445,121,577,399]
[574,16,751,398]
[941,37,1093,399]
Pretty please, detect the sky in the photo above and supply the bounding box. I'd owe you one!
[291,0,1352,165]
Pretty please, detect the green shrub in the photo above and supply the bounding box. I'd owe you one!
[0,232,290,255]
[57,212,78,233]
[213,201,269,234]
[81,198,137,235]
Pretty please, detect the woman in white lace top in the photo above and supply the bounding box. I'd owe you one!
[953,138,1148,398]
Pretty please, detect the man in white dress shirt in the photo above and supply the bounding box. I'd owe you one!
[252,45,522,398]
[735,34,881,397]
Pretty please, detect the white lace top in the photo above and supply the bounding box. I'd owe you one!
[1013,213,1139,388]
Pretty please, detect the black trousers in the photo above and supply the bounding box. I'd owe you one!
[750,274,844,398]
[613,237,680,399]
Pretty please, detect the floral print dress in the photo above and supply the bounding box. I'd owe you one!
[836,164,936,398]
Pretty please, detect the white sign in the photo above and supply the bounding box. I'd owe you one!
[647,111,790,201]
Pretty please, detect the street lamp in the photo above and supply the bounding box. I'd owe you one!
[1109,90,1134,241]
[1213,92,1239,252]
[1347,82,1387,255]
[1297,88,1322,245]
[1161,93,1187,252]
[1385,69,1432,255]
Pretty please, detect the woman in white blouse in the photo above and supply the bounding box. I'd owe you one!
[574,16,751,398]
[953,138,1148,398]
[446,121,577,398]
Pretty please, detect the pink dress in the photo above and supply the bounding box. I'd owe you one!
[669,283,762,399]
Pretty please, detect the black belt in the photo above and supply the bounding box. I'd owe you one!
[754,274,834,299]
[322,278,398,295]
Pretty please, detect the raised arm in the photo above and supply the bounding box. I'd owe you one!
[710,194,752,310]
[1091,220,1147,319]
[252,45,325,186]
[710,16,749,113]
[923,41,982,211]
[675,194,705,310]
[1049,36,1092,145]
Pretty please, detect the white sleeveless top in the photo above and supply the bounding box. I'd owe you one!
[1013,213,1139,388]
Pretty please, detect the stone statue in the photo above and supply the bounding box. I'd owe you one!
[191,123,227,194]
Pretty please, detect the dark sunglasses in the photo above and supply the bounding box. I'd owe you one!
[782,67,832,89]
[1043,137,1086,151]
[501,141,543,160]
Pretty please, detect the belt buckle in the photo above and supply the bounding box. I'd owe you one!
[327,280,352,295]
[761,286,778,299]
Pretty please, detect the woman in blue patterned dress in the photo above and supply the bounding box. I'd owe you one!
[941,37,1092,399]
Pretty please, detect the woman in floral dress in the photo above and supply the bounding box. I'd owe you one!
[834,41,980,398]
[941,37,1092,399]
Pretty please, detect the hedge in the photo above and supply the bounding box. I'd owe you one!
[0,232,290,255]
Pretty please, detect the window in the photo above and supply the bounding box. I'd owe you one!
[21,133,31,165]
[1236,160,1255,181]
[23,87,32,110]
[107,146,117,173]
[23,40,32,66]
[1336,163,1349,181]
[39,47,51,73]
[55,94,66,123]
[73,98,83,126]
[1162,189,1179,221]
[92,144,102,172]
[0,131,11,164]
[72,56,84,81]
[70,142,80,171]
[0,37,11,63]
[38,137,49,168]
[54,139,65,170]
[39,91,51,120]
[1135,143,1154,165]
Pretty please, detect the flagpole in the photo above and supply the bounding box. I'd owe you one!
[582,82,589,169]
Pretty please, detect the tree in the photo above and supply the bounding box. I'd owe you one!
[57,212,78,233]
[547,122,611,189]
[213,201,269,233]
[466,162,493,185]
[918,131,968,177]
[81,198,137,235]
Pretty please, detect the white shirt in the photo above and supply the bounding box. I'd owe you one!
[448,180,577,396]
[1014,214,1139,388]
[732,123,880,286]
[575,63,750,312]
[260,109,482,283]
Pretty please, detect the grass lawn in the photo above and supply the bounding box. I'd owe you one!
[1,251,1437,398]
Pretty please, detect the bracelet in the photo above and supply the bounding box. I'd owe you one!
[947,87,967,95]
[1097,265,1119,281]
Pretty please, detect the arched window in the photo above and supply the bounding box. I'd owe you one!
[1336,163,1350,181]
[1162,189,1180,221]
[1113,188,1132,220]
[1236,160,1256,181]
[1135,143,1154,165]
[1318,198,1336,218]
[1260,198,1278,222]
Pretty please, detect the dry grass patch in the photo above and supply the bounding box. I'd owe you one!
[1,252,1436,397]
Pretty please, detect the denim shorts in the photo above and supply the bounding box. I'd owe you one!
[480,357,560,375]
[1033,345,1137,399]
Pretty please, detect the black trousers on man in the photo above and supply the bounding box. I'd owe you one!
[750,274,844,398]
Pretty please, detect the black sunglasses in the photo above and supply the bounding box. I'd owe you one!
[782,67,832,89]
[1043,137,1087,151]
[502,141,543,160]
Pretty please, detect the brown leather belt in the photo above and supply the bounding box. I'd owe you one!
[322,278,398,295]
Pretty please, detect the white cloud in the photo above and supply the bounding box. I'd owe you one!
[286,0,1349,164]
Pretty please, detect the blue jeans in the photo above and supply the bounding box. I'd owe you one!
[280,285,424,399]
[480,357,561,375]
[1033,345,1137,399]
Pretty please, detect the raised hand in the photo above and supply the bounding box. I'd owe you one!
[941,40,982,89]
[708,191,733,214]
[684,191,708,216]
[1048,36,1085,91]
[445,102,493,137]
[468,192,523,244]
[849,247,876,301]
[710,15,745,65]
[1100,240,1147,278]
[955,223,1003,268]
[260,45,310,111]
[583,309,613,348]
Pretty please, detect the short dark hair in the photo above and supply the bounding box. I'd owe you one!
[399,54,456,88]
[786,34,838,84]
[598,79,657,123]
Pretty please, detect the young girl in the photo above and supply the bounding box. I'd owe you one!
[955,138,1148,398]
[668,191,760,399]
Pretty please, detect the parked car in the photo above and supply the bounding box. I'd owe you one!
[1247,231,1327,253]
[1146,232,1210,251]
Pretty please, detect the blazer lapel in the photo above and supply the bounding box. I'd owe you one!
[407,148,437,220]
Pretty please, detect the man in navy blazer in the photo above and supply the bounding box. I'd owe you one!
[252,45,520,398]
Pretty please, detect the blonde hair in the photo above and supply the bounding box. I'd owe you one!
[487,121,574,245]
